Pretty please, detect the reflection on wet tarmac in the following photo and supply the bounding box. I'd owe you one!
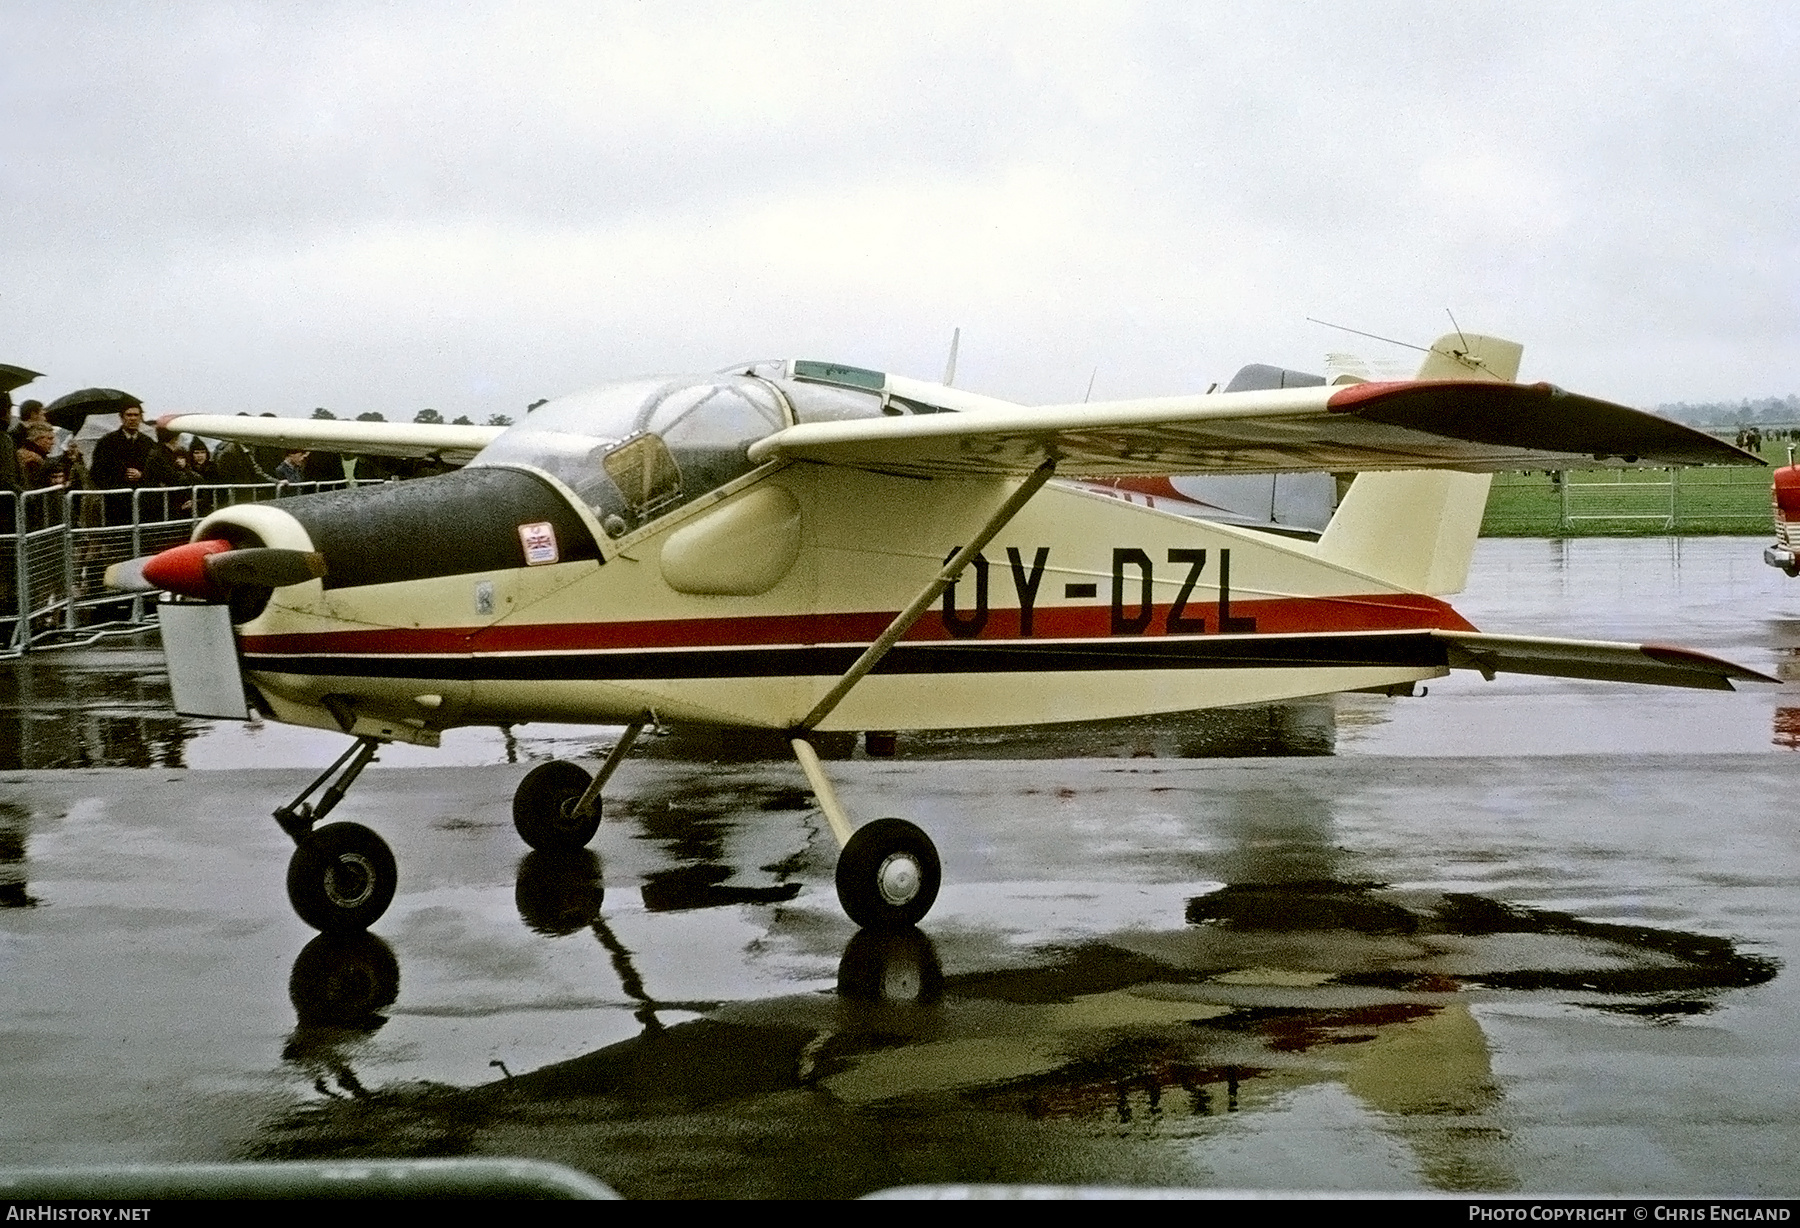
[0,799,34,907]
[515,851,606,936]
[283,933,401,1104]
[639,864,802,912]
[257,863,1777,1196]
[289,932,401,1029]
[0,642,193,770]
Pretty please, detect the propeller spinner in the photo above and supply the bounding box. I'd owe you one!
[106,540,327,600]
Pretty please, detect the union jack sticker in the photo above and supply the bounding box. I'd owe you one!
[518,521,559,566]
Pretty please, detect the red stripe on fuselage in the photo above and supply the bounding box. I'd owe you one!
[238,592,1475,658]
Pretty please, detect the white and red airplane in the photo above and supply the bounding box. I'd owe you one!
[112,332,1769,934]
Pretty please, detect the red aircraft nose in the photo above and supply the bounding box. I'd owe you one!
[140,539,236,601]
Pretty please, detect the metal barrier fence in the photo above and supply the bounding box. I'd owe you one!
[1481,466,1775,536]
[0,480,346,657]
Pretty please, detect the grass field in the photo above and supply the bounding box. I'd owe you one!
[1479,443,1785,536]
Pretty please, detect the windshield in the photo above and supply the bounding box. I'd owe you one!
[470,376,790,535]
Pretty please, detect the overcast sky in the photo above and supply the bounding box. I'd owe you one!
[3,2,1796,419]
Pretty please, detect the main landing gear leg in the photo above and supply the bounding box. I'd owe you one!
[273,736,397,934]
[512,716,648,852]
[793,737,941,931]
[788,461,1055,933]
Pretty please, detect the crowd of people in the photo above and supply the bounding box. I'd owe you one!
[0,389,364,529]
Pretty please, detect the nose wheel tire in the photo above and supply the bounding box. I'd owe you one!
[513,760,600,852]
[287,821,397,933]
[835,817,941,930]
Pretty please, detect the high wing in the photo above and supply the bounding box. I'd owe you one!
[1434,631,1779,691]
[749,378,1755,478]
[158,414,503,465]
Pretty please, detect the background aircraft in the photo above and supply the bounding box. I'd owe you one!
[113,333,1768,935]
[1766,457,1800,575]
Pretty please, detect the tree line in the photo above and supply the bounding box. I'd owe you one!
[1656,394,1800,427]
[309,407,515,427]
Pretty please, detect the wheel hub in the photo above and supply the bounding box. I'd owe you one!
[876,852,921,906]
[324,852,377,908]
[555,794,586,830]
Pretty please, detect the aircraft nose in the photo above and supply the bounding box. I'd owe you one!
[107,539,326,599]
[141,539,236,599]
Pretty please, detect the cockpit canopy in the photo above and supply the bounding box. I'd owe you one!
[468,369,892,535]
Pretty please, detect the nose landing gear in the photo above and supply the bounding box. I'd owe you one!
[286,821,398,934]
[275,736,398,934]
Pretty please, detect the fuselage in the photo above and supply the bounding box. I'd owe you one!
[186,371,1478,743]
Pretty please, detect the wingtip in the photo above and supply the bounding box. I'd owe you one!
[1641,643,1783,686]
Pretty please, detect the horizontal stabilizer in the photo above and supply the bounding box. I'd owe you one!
[1434,631,1778,691]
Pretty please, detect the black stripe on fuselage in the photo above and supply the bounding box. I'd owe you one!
[243,632,1449,681]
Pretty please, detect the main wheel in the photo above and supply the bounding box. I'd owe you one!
[513,760,599,852]
[287,822,397,933]
[835,817,941,930]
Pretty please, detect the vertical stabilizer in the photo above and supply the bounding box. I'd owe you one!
[1313,333,1519,594]
[1315,469,1494,593]
[1414,332,1523,383]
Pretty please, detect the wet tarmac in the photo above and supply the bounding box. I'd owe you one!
[1,537,1796,1197]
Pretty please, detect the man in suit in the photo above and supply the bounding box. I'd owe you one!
[90,402,154,525]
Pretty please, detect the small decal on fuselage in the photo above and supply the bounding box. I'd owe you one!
[475,579,495,616]
[519,521,559,565]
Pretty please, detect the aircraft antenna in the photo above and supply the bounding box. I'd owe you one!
[1446,308,1471,355]
[1306,317,1429,353]
[942,328,960,387]
[1084,367,1098,403]
[1441,308,1495,375]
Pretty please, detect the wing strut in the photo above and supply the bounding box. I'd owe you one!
[791,737,856,847]
[790,459,1055,874]
[798,459,1057,733]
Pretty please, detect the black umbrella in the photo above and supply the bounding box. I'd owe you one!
[44,387,141,431]
[0,364,42,394]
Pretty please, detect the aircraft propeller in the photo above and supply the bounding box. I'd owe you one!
[106,539,327,600]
